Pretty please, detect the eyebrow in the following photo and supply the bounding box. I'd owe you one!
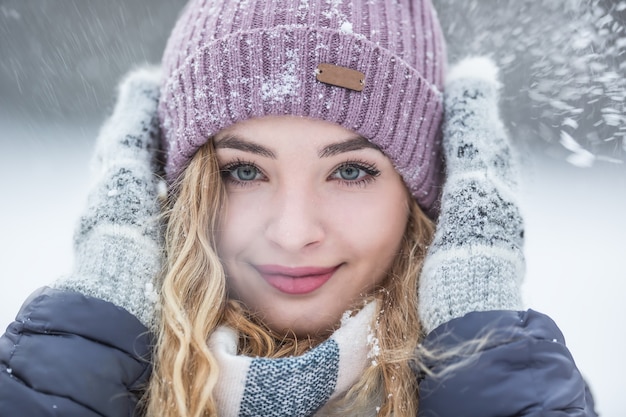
[214,134,380,159]
[318,136,380,158]
[214,135,277,158]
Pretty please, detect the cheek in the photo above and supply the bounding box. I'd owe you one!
[216,200,260,300]
[330,190,408,259]
[216,194,260,260]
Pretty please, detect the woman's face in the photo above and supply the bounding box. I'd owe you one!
[215,115,409,338]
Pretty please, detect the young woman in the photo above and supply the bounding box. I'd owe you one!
[0,0,596,416]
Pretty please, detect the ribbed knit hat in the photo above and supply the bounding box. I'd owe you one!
[158,0,447,217]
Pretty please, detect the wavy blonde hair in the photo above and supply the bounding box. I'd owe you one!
[144,139,435,417]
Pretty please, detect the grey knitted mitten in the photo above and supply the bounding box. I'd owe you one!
[53,67,164,329]
[419,57,525,333]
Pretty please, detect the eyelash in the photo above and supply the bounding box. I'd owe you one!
[219,158,381,188]
[220,158,266,187]
[331,159,381,187]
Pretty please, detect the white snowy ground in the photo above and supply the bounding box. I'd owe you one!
[0,120,624,416]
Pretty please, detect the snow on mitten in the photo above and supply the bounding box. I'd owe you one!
[419,57,525,333]
[53,67,165,329]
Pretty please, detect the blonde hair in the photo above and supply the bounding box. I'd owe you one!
[144,140,435,417]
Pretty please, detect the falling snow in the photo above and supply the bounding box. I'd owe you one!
[340,21,353,34]
[0,6,20,20]
[0,3,624,417]
[367,327,381,367]
[143,282,159,304]
[340,309,354,326]
[261,50,300,103]
[434,0,626,164]
[1,0,623,165]
[560,131,596,167]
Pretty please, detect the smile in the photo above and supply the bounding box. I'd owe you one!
[254,264,341,295]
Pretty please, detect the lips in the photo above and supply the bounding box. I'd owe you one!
[254,264,340,295]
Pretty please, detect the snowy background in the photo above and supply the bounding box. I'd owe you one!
[1,1,624,415]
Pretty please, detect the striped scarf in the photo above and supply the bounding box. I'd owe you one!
[208,303,377,417]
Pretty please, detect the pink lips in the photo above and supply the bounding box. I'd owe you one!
[254,264,340,295]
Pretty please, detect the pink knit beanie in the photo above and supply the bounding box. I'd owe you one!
[158,0,447,217]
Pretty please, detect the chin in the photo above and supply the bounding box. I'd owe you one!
[266,312,340,340]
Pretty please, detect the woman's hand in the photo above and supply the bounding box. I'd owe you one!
[419,57,525,333]
[53,67,165,329]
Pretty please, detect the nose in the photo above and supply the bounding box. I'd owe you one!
[264,185,325,252]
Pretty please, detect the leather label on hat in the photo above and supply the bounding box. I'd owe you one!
[315,63,365,92]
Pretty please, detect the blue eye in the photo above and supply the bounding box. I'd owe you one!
[221,161,264,184]
[232,164,259,181]
[337,165,364,180]
[331,161,380,185]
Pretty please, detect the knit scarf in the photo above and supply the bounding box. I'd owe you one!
[207,302,377,417]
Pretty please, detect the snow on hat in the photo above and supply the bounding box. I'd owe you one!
[158,0,446,217]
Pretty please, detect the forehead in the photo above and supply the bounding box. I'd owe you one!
[214,115,381,155]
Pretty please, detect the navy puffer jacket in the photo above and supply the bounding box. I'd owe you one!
[418,309,597,416]
[0,288,597,416]
[0,288,151,416]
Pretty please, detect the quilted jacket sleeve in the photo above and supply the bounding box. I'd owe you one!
[0,287,153,417]
[418,309,597,417]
